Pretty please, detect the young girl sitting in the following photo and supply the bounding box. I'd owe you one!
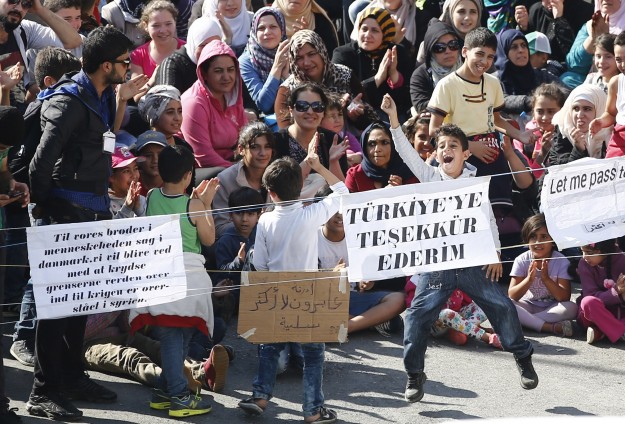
[514,83,565,178]
[577,239,625,344]
[402,111,433,162]
[320,93,362,167]
[508,213,577,337]
[584,34,618,94]
[406,284,502,348]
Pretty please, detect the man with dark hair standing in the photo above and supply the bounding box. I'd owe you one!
[27,25,133,422]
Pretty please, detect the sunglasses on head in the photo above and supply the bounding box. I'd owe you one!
[294,100,325,113]
[432,39,461,54]
[7,0,33,8]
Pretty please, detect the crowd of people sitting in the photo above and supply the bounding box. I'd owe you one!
[1,0,625,423]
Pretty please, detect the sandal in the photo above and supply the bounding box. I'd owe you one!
[238,397,265,416]
[305,406,337,424]
[488,333,502,349]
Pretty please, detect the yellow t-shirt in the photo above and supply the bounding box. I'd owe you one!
[427,72,505,137]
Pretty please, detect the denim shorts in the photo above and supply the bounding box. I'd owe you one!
[349,291,389,316]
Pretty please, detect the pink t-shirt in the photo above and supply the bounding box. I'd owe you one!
[130,39,186,77]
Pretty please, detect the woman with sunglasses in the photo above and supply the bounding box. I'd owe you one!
[494,29,563,115]
[332,7,414,121]
[274,30,363,129]
[410,21,461,114]
[181,39,247,180]
[273,83,349,199]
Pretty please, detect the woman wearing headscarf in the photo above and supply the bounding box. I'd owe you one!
[239,7,289,114]
[410,20,461,113]
[202,0,253,56]
[181,40,248,178]
[548,84,611,165]
[415,0,482,65]
[138,84,196,192]
[155,16,223,95]
[349,0,418,49]
[495,29,561,114]
[334,7,413,120]
[562,0,625,88]
[274,0,339,54]
[274,30,363,129]
[345,121,417,192]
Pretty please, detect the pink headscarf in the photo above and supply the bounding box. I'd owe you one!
[594,0,625,34]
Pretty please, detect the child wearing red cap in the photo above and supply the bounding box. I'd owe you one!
[109,145,146,218]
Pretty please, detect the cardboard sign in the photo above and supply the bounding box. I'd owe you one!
[541,157,625,249]
[27,215,187,319]
[237,271,349,343]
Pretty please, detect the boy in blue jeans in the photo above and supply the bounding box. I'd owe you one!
[381,94,538,403]
[238,134,348,424]
[129,145,219,418]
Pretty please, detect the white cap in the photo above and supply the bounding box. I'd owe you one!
[526,31,551,55]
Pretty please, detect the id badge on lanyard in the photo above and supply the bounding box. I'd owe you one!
[103,130,115,154]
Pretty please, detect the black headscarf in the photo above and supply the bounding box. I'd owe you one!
[495,29,536,96]
[359,122,414,183]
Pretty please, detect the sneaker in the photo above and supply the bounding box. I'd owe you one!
[202,344,229,393]
[404,372,427,403]
[238,397,264,416]
[586,327,605,344]
[515,351,539,390]
[488,333,502,349]
[61,374,117,403]
[447,329,468,346]
[169,393,211,418]
[306,406,337,423]
[0,407,21,424]
[26,394,83,421]
[9,340,35,367]
[149,388,171,410]
[373,316,403,338]
[558,320,574,337]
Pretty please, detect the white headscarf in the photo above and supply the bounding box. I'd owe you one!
[553,84,611,158]
[185,16,223,64]
[203,0,252,48]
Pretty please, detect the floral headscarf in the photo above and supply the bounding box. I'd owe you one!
[246,7,287,81]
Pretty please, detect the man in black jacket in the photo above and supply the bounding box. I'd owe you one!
[26,25,133,422]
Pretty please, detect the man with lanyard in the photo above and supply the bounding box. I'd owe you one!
[0,0,82,107]
[27,26,133,421]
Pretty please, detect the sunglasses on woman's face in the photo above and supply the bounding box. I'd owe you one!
[294,100,325,113]
[432,39,461,54]
[7,0,33,8]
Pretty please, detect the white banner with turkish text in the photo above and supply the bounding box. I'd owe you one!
[340,177,499,281]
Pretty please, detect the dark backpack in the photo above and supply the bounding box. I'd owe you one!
[7,98,43,186]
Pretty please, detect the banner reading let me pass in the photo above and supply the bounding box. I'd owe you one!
[340,177,499,281]
[27,215,187,319]
[541,157,625,249]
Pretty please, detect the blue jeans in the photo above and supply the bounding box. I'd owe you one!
[276,342,304,374]
[403,267,533,373]
[253,342,325,419]
[154,326,194,398]
[12,279,36,343]
[3,206,30,304]
[186,318,226,361]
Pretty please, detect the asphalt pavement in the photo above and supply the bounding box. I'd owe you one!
[3,283,625,423]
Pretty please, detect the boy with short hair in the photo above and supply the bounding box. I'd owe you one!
[382,94,538,403]
[129,145,219,418]
[214,187,263,285]
[132,130,168,196]
[238,136,348,424]
[426,27,536,206]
